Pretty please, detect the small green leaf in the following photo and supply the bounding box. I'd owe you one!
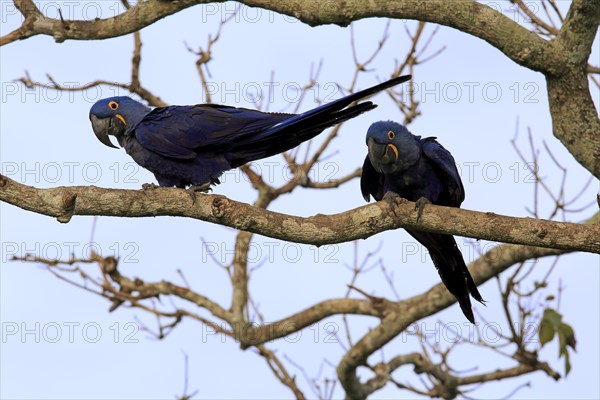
[564,349,572,377]
[543,308,562,327]
[540,308,577,377]
[558,329,567,356]
[539,308,562,348]
[566,333,577,351]
[539,319,555,347]
[558,322,577,351]
[545,295,555,301]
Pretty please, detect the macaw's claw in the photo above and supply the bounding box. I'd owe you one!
[383,191,402,207]
[415,197,431,223]
[187,183,212,204]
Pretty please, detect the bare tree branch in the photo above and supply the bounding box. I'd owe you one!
[335,228,595,399]
[1,0,202,46]
[2,0,560,74]
[1,175,598,253]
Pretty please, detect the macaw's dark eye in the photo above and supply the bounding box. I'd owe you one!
[109,101,119,110]
[388,130,395,140]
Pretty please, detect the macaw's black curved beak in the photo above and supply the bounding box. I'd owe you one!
[367,137,398,171]
[89,114,122,149]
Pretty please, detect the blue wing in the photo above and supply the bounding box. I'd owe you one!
[134,105,292,160]
[133,75,411,165]
[360,155,385,202]
[421,137,465,207]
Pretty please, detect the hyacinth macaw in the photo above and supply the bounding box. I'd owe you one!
[89,75,411,195]
[360,120,485,323]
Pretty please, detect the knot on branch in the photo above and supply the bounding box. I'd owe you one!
[371,296,394,318]
[52,28,67,43]
[431,381,459,400]
[348,284,393,317]
[512,349,560,380]
[513,348,542,368]
[364,362,391,394]
[101,256,118,275]
[411,353,426,374]
[232,321,257,348]
[211,195,229,218]
[535,227,548,239]
[56,192,77,223]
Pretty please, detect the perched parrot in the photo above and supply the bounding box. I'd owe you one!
[360,120,485,323]
[89,75,411,196]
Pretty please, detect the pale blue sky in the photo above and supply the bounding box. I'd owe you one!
[1,1,599,399]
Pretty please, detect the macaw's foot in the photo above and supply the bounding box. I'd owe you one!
[415,197,431,223]
[382,191,403,219]
[383,191,402,207]
[187,182,212,204]
[142,182,158,190]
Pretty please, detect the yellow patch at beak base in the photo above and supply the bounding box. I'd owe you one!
[387,144,399,160]
[115,114,126,125]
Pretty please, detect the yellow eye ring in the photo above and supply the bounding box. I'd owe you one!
[108,101,119,110]
[388,130,395,140]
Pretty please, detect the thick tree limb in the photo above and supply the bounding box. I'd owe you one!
[1,175,598,253]
[1,0,201,45]
[238,298,384,348]
[545,0,600,178]
[555,0,598,62]
[2,0,559,75]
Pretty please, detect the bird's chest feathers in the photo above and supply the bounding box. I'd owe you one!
[122,136,147,164]
[122,135,169,171]
[386,161,443,202]
[399,173,420,187]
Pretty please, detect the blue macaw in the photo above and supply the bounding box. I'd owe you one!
[360,120,485,323]
[89,75,411,195]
